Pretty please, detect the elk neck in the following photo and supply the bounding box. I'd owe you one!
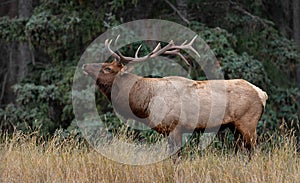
[96,80,113,101]
[96,71,141,102]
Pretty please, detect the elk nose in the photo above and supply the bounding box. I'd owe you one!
[82,64,87,69]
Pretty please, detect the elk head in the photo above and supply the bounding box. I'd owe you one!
[82,61,123,82]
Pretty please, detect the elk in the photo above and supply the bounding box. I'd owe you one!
[82,36,268,152]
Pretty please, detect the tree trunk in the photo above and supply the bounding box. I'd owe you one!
[18,0,32,18]
[176,0,188,19]
[262,0,293,38]
[293,0,300,49]
[293,0,300,116]
[17,0,33,81]
[0,0,33,105]
[0,0,18,105]
[4,43,19,105]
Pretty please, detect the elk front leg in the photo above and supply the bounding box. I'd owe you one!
[168,126,183,163]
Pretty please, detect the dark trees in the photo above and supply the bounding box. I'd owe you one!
[0,0,298,136]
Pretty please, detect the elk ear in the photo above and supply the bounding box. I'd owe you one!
[122,63,134,72]
[117,62,123,67]
[111,60,123,67]
[120,66,126,72]
[118,66,128,76]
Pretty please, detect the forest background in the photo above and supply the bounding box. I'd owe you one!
[0,0,299,146]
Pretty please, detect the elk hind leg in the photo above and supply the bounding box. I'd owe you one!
[225,123,244,152]
[233,105,263,153]
[233,120,258,153]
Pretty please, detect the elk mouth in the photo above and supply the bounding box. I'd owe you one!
[83,70,89,76]
[82,64,89,76]
[82,64,99,80]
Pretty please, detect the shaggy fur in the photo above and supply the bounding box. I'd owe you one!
[83,61,268,150]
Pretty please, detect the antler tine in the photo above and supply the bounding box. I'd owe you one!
[118,41,167,63]
[164,50,190,65]
[135,45,143,58]
[105,39,120,62]
[149,40,175,58]
[188,35,197,46]
[187,35,200,58]
[152,43,161,53]
[172,35,200,58]
[112,35,149,63]
[113,34,130,63]
[126,42,162,63]
[181,40,187,46]
[114,34,120,46]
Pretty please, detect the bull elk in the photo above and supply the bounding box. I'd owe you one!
[82,35,268,152]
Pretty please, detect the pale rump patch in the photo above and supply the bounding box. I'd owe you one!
[248,83,268,108]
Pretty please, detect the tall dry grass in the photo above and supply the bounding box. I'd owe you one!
[0,131,299,183]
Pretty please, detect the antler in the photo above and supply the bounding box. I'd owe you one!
[105,39,121,62]
[104,35,200,65]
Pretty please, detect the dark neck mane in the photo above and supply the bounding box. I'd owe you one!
[96,72,142,102]
[96,80,112,101]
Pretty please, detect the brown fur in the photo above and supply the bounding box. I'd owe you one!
[83,61,268,150]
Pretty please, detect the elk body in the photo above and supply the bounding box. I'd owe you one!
[82,36,268,151]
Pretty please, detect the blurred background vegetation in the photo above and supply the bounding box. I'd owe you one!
[0,0,299,146]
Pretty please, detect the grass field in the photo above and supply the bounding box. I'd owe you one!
[0,131,299,183]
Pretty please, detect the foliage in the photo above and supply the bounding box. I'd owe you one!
[26,1,104,60]
[0,0,299,143]
[0,84,61,134]
[0,61,76,135]
[0,17,27,42]
[226,15,300,83]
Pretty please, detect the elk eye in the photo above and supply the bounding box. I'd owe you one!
[104,67,112,72]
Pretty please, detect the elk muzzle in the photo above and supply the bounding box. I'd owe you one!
[82,63,103,80]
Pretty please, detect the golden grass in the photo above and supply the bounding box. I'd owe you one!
[0,131,299,183]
